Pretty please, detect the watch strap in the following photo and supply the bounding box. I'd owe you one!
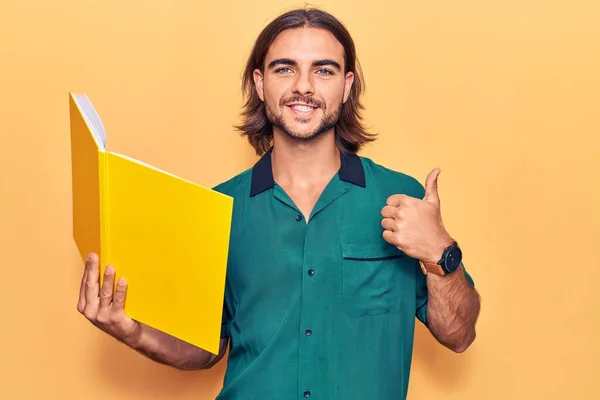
[419,260,446,276]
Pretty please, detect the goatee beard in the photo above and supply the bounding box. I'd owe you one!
[265,96,341,142]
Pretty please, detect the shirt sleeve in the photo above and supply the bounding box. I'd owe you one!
[220,308,231,338]
[220,280,233,338]
[212,181,234,339]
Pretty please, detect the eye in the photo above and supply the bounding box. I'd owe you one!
[274,67,292,74]
[316,69,334,76]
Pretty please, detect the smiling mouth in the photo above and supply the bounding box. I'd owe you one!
[287,104,318,115]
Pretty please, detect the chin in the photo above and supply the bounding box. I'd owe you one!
[285,125,322,141]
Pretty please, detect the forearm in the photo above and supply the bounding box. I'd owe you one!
[123,323,216,370]
[426,265,480,352]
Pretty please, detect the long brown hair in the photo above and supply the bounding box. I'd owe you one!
[235,7,377,156]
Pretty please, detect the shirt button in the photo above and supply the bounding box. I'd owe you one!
[305,329,312,336]
[295,214,303,221]
[303,390,311,398]
[307,269,315,276]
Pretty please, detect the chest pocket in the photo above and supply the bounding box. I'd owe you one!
[342,242,408,317]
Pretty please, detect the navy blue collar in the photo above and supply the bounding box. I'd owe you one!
[250,147,366,197]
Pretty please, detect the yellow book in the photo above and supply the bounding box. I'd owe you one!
[69,92,233,355]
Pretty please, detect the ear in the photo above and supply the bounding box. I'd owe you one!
[253,69,265,101]
[342,71,354,104]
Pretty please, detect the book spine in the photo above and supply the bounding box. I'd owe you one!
[98,150,111,285]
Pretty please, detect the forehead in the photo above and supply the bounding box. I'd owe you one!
[266,27,345,65]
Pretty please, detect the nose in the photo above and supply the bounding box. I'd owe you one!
[291,70,314,97]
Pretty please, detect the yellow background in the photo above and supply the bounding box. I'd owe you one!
[1,0,598,399]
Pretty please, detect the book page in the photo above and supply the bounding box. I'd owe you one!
[71,93,107,150]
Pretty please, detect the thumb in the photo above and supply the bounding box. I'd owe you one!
[424,168,441,205]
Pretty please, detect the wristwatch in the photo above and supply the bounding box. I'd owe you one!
[419,241,462,276]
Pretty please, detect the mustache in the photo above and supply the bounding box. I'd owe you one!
[279,95,325,109]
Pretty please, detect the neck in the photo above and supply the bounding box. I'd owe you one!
[271,128,340,189]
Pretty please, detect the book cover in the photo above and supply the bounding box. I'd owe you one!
[69,92,233,354]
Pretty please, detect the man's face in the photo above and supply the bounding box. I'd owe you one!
[254,27,354,142]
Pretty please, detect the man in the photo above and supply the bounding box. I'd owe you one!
[77,7,481,400]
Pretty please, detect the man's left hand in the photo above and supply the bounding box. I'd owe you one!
[381,168,454,263]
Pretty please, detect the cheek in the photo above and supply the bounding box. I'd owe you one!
[318,82,345,107]
[264,79,291,105]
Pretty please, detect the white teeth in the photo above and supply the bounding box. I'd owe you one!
[292,105,314,112]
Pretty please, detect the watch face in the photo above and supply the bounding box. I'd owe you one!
[444,247,462,272]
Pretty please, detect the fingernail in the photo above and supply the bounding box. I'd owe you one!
[105,265,113,274]
[118,278,126,286]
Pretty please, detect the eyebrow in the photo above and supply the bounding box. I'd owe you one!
[267,58,342,71]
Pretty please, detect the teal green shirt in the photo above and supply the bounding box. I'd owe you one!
[212,147,473,400]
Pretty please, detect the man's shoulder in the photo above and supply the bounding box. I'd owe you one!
[211,167,253,197]
[359,156,426,199]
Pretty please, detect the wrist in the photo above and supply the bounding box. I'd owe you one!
[122,321,144,349]
[425,235,454,264]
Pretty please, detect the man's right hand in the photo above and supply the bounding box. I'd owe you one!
[76,252,228,370]
[77,252,142,346]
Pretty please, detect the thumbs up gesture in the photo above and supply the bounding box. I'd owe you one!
[381,168,454,263]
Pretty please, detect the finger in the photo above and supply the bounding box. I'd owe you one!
[84,252,100,305]
[111,277,128,311]
[381,205,398,219]
[382,205,405,222]
[78,254,92,313]
[424,168,441,205]
[99,265,115,309]
[381,217,397,232]
[382,229,395,245]
[386,194,408,207]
